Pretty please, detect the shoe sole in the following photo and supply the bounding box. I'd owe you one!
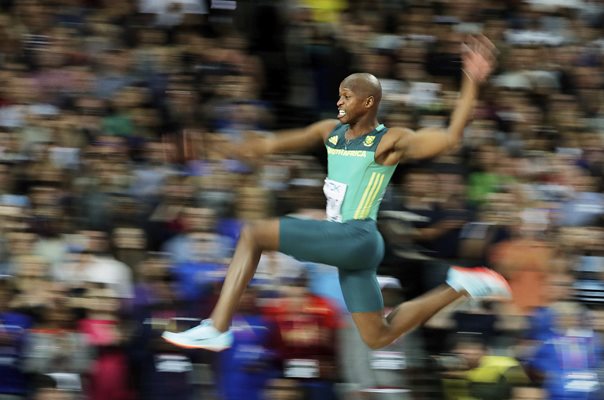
[161,333,231,352]
[451,266,512,300]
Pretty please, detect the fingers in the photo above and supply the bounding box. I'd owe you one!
[461,34,498,83]
[463,34,498,62]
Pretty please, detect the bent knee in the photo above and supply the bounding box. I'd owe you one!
[239,220,279,251]
[239,223,261,247]
[362,336,391,350]
[359,332,396,350]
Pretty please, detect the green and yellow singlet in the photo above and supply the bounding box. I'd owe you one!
[324,123,397,222]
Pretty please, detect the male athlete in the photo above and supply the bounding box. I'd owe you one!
[163,36,510,351]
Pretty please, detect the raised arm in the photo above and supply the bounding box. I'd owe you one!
[392,36,497,162]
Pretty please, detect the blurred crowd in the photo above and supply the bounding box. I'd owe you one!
[0,0,603,399]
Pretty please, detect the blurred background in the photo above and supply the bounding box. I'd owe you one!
[0,0,603,399]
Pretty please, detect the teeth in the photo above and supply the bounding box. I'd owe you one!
[338,110,346,117]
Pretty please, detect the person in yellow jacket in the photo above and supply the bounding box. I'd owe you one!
[299,0,347,24]
[441,335,529,400]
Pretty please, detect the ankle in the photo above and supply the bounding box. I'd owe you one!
[210,319,229,333]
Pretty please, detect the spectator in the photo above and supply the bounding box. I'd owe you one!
[78,287,135,400]
[216,286,280,400]
[263,274,340,400]
[22,284,92,395]
[440,334,529,400]
[525,301,603,400]
[0,277,32,399]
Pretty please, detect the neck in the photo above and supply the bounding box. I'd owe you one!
[346,117,379,139]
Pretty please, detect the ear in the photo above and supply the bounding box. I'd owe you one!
[365,96,374,108]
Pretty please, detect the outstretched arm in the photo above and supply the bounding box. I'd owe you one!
[225,119,338,163]
[394,36,497,162]
[261,119,339,155]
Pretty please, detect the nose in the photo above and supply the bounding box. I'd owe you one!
[337,97,343,107]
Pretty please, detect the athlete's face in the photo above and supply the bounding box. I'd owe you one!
[336,85,369,123]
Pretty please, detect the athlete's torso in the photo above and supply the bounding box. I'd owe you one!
[324,123,397,222]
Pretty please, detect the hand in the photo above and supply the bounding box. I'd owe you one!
[461,35,498,84]
[236,133,271,165]
[208,133,269,166]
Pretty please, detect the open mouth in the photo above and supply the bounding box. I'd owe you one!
[337,109,346,118]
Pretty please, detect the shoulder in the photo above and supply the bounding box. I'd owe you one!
[315,119,341,138]
[373,125,416,165]
[384,125,413,137]
[379,125,415,147]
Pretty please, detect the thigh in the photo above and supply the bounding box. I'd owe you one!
[279,217,384,270]
[338,268,384,313]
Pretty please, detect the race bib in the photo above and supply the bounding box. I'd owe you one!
[371,351,407,370]
[323,178,347,222]
[284,359,319,379]
[155,354,193,373]
[562,370,599,393]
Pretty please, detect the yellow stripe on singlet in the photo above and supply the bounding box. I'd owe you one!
[360,173,384,218]
[354,173,377,219]
[354,172,384,219]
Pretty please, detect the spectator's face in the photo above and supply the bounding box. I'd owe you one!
[138,256,170,282]
[556,310,581,331]
[0,164,9,189]
[545,273,573,303]
[87,287,120,314]
[166,84,195,108]
[8,233,37,257]
[512,386,545,400]
[454,342,485,369]
[8,77,35,103]
[476,145,498,170]
[591,309,604,333]
[34,388,74,400]
[236,186,270,220]
[46,296,74,327]
[145,141,168,164]
[0,206,27,232]
[162,178,194,203]
[0,282,13,309]
[405,171,434,198]
[113,227,146,250]
[438,173,465,199]
[16,255,47,278]
[285,283,308,306]
[362,52,391,78]
[79,230,108,254]
[264,379,303,400]
[183,207,215,232]
[190,232,221,260]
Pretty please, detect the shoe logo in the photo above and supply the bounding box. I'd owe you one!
[363,135,375,147]
[328,136,338,146]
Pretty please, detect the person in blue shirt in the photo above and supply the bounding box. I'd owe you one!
[527,301,603,400]
[0,277,32,399]
[216,286,280,400]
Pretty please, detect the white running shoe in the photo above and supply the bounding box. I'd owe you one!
[162,319,233,351]
[446,266,512,299]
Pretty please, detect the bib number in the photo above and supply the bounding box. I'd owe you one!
[284,359,319,379]
[155,354,193,373]
[371,351,407,370]
[562,370,599,393]
[323,178,347,222]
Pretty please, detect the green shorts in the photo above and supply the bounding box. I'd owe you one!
[279,217,385,313]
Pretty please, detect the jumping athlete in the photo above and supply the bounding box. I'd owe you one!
[162,36,510,351]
